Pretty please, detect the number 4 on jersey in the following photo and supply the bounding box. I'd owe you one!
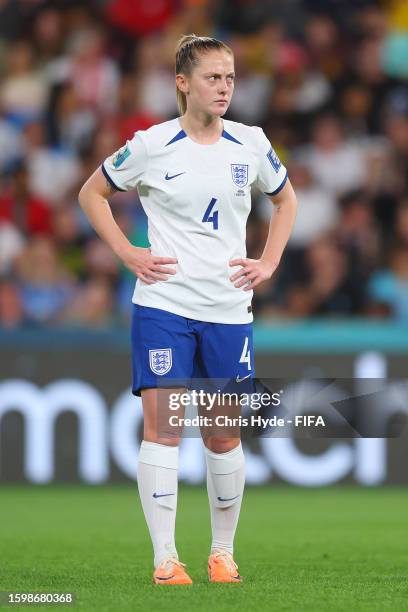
[202,197,218,230]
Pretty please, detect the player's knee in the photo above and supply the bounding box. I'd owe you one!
[204,437,240,454]
[143,421,181,447]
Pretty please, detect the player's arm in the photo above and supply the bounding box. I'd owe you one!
[78,167,177,284]
[229,179,297,291]
[258,178,297,278]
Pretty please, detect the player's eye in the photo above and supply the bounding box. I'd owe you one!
[206,75,234,82]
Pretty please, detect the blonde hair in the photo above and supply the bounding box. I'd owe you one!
[175,34,233,115]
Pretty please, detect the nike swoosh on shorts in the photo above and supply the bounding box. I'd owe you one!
[236,374,251,383]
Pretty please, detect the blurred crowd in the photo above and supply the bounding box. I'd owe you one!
[0,0,407,329]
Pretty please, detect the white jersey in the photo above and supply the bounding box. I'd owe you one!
[102,118,287,324]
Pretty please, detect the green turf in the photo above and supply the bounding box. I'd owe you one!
[1,485,407,611]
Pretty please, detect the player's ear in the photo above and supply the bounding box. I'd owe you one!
[176,73,189,94]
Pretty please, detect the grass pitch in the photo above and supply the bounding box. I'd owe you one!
[1,485,407,611]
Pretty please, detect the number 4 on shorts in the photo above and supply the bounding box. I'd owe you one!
[239,336,251,370]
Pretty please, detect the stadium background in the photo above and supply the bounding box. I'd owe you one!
[1,0,407,486]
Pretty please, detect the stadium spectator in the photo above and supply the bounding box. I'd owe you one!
[83,238,120,281]
[14,236,75,325]
[338,82,375,136]
[47,83,97,154]
[383,110,408,196]
[62,276,116,328]
[0,40,49,127]
[136,34,179,118]
[226,35,272,124]
[394,201,408,248]
[304,14,346,81]
[103,0,178,37]
[368,245,408,323]
[336,190,381,278]
[0,117,25,173]
[285,234,367,317]
[23,121,80,205]
[302,114,370,197]
[0,163,53,236]
[52,205,87,281]
[0,278,24,329]
[0,222,25,275]
[31,6,64,66]
[269,159,338,249]
[114,74,163,143]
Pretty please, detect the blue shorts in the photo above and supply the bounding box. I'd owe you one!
[131,304,255,396]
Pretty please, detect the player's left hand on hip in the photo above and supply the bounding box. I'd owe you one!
[229,258,277,291]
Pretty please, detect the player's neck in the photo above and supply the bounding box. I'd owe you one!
[179,113,223,145]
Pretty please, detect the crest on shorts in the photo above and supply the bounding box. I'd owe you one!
[231,164,248,188]
[149,349,172,375]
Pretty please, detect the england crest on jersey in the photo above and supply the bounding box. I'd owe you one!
[149,348,172,375]
[231,164,248,188]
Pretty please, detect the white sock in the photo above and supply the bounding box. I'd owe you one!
[137,440,179,568]
[205,442,245,556]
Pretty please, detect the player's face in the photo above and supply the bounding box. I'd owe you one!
[184,50,235,117]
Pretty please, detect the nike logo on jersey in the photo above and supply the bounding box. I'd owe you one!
[236,374,251,383]
[217,494,240,502]
[165,171,186,180]
[152,492,175,498]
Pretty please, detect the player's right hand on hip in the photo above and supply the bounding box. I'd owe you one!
[121,246,177,285]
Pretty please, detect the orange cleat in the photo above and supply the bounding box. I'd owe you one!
[208,549,242,583]
[153,558,193,585]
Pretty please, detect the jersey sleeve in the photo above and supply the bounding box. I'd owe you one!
[101,132,148,192]
[253,127,288,196]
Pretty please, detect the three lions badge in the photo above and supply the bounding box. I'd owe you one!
[149,349,173,375]
[231,164,248,188]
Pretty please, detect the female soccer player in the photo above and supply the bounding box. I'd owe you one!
[79,34,297,585]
